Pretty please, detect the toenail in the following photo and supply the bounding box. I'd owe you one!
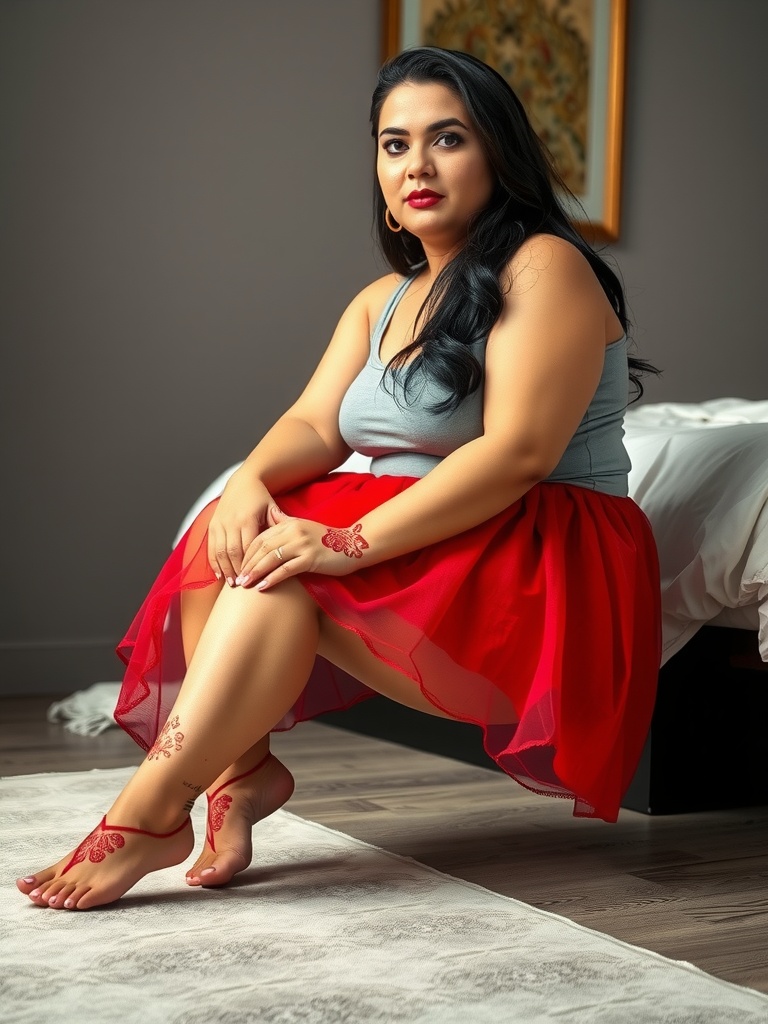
[30,889,40,898]
[64,899,74,908]
[48,896,57,905]
[201,867,216,875]
[23,876,36,884]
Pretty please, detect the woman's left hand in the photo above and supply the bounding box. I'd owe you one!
[234,506,370,591]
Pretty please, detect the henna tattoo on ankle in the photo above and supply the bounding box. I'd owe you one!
[146,715,185,762]
[322,522,369,558]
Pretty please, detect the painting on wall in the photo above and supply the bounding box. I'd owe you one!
[381,0,627,242]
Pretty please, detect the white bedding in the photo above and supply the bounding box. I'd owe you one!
[624,399,768,664]
[175,401,768,668]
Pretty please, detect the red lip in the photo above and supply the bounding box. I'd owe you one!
[406,189,445,209]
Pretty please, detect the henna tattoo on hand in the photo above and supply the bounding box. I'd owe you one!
[322,522,369,559]
[146,715,185,762]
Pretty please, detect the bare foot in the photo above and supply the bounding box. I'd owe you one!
[185,753,294,888]
[16,816,194,910]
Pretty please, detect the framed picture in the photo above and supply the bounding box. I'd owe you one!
[381,0,627,242]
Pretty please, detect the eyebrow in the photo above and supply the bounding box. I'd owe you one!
[378,117,470,138]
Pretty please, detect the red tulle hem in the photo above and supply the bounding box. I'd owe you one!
[115,473,661,822]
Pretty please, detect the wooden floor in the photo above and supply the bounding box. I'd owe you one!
[3,696,767,994]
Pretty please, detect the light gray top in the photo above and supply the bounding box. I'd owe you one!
[338,273,631,496]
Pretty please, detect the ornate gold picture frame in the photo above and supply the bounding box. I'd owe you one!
[381,0,627,242]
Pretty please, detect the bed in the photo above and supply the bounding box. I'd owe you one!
[177,399,768,814]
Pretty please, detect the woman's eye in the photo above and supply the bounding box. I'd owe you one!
[436,132,462,148]
[383,139,407,154]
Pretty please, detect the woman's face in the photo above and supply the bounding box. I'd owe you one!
[376,81,495,249]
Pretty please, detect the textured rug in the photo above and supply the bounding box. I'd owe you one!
[2,769,766,1024]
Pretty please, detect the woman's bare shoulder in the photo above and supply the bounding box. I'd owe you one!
[356,272,401,305]
[503,233,594,290]
[349,272,402,334]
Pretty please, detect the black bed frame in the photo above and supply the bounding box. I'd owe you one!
[320,626,768,815]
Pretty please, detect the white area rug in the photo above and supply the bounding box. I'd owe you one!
[2,768,766,1024]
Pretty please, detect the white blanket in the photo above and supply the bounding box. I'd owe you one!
[625,400,768,664]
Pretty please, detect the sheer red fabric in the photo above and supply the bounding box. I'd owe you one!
[116,473,661,822]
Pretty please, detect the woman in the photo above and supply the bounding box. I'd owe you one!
[18,47,660,911]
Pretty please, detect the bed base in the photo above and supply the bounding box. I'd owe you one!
[320,626,768,816]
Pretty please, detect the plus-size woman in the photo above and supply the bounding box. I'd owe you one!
[18,47,660,911]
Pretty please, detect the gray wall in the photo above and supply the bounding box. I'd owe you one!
[612,0,768,397]
[2,0,766,697]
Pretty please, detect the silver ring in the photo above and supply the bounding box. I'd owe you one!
[275,546,284,562]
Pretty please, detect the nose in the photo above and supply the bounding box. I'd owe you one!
[406,143,435,179]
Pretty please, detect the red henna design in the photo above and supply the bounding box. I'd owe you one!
[322,523,369,559]
[61,816,191,874]
[62,820,125,873]
[204,752,271,852]
[146,715,185,761]
[209,795,232,835]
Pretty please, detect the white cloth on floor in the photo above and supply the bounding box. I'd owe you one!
[47,682,122,735]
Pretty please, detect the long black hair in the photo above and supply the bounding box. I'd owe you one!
[370,47,657,412]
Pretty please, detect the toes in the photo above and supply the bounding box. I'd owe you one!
[46,882,76,909]
[29,882,57,906]
[198,855,243,888]
[17,868,55,896]
[71,885,99,910]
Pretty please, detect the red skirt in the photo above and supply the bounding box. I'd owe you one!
[115,473,661,822]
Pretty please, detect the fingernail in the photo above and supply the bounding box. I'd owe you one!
[201,867,216,875]
[239,575,250,586]
[23,876,35,884]
[234,576,243,585]
[226,576,235,587]
[214,571,222,580]
[256,580,268,591]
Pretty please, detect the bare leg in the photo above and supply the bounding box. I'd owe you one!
[17,581,464,907]
[183,603,455,888]
[180,585,295,888]
[17,579,321,910]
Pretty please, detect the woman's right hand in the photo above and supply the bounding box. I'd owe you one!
[206,469,276,585]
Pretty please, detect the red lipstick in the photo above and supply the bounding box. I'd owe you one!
[406,189,444,208]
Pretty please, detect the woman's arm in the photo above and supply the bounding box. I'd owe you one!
[241,237,619,587]
[207,275,393,581]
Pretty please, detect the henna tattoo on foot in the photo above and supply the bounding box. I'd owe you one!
[64,823,125,872]
[322,523,369,558]
[146,715,185,761]
[208,794,233,845]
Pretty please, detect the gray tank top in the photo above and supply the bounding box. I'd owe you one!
[338,273,631,496]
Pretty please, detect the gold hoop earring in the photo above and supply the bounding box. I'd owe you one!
[385,209,403,233]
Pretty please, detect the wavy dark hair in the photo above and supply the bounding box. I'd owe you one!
[370,46,657,411]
